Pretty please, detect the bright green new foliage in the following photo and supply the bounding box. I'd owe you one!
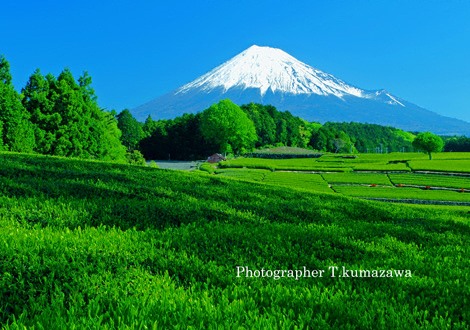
[212,153,470,203]
[200,99,257,155]
[408,159,470,173]
[0,152,469,328]
[389,173,470,189]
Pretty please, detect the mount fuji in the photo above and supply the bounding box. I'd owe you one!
[133,45,470,135]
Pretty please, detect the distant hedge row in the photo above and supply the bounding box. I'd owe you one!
[244,153,323,159]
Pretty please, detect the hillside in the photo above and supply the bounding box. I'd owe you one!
[0,152,469,328]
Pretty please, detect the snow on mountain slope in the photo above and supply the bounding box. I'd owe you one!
[132,45,470,135]
[177,45,365,98]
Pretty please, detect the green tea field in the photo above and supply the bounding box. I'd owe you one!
[213,153,470,205]
[0,152,469,328]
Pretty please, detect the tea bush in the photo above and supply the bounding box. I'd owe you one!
[0,152,468,328]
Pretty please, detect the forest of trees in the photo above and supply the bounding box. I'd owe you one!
[135,101,317,160]
[442,136,470,152]
[316,122,416,153]
[2,55,469,163]
[129,101,427,160]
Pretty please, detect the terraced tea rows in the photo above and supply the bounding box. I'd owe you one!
[212,153,470,204]
[333,185,470,203]
[322,173,393,186]
[408,159,470,173]
[389,173,470,190]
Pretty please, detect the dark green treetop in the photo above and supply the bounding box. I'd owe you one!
[116,109,145,151]
[0,55,35,152]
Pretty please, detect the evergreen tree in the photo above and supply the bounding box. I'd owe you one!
[0,119,3,150]
[22,70,59,154]
[241,103,276,147]
[140,119,170,160]
[23,67,126,161]
[309,126,335,152]
[142,115,159,138]
[116,109,145,151]
[0,55,35,152]
[241,103,309,148]
[0,56,12,85]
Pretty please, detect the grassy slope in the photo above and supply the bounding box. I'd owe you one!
[0,152,469,328]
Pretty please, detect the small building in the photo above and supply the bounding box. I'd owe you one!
[207,153,226,163]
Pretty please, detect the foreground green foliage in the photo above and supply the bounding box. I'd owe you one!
[0,152,469,328]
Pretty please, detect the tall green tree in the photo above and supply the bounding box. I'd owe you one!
[0,56,12,85]
[21,69,59,154]
[200,99,257,155]
[0,55,35,152]
[412,132,444,160]
[22,68,126,161]
[116,109,145,151]
[94,110,128,162]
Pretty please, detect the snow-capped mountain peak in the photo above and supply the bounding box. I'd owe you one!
[176,45,365,98]
[132,45,470,136]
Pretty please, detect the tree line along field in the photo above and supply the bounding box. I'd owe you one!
[0,151,469,328]
[209,152,470,205]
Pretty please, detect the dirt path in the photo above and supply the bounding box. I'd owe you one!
[413,171,470,177]
[363,198,470,206]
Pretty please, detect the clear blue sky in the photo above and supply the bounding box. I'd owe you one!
[2,0,470,122]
